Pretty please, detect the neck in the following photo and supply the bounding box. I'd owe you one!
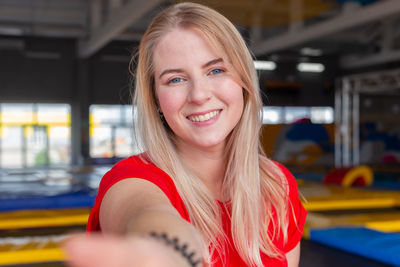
[176,141,228,201]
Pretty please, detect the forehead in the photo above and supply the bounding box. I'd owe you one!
[153,28,224,70]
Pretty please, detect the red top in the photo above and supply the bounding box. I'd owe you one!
[87,155,307,267]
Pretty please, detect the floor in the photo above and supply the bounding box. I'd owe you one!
[300,239,390,267]
[13,239,391,267]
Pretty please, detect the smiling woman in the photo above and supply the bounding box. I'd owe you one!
[154,28,244,153]
[64,3,306,267]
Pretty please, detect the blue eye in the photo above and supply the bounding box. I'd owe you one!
[168,77,183,84]
[210,68,224,75]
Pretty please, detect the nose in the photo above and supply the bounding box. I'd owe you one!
[187,77,211,105]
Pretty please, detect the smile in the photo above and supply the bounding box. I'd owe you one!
[187,110,221,122]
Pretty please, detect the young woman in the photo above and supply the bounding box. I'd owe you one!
[64,2,307,267]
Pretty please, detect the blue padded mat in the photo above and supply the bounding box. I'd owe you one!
[0,191,96,212]
[310,227,400,266]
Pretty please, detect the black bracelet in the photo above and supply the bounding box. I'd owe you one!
[148,231,202,267]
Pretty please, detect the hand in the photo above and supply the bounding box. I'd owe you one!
[63,233,193,267]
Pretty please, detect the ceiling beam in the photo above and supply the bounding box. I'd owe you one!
[252,0,400,56]
[0,23,86,38]
[90,0,102,32]
[78,0,162,58]
[341,49,400,70]
[249,0,273,47]
[289,0,303,32]
[0,6,86,25]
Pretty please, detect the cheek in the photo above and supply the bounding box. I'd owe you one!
[217,79,244,110]
[232,92,244,120]
[157,89,186,117]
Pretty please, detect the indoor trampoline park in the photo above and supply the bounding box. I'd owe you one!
[0,0,400,266]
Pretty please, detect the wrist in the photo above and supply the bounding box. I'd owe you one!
[147,231,203,267]
[126,235,191,267]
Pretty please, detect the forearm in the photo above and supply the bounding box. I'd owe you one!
[124,206,206,267]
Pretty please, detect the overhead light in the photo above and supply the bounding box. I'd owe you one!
[0,27,24,36]
[297,63,325,73]
[254,60,276,70]
[300,47,323,56]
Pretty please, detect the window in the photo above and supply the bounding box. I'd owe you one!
[310,107,334,123]
[262,107,283,124]
[0,103,71,168]
[89,105,140,159]
[284,107,311,123]
[262,106,333,124]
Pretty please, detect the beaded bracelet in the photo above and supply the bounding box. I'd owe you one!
[149,231,202,267]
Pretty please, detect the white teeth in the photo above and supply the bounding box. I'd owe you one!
[188,110,220,122]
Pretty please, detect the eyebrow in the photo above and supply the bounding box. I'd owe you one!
[203,58,223,68]
[158,58,224,79]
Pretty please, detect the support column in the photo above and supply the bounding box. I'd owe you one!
[352,82,360,165]
[334,81,342,167]
[71,59,90,166]
[0,105,2,168]
[342,78,351,166]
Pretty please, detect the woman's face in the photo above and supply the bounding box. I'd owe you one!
[153,28,244,153]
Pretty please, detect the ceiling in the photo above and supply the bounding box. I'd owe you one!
[0,0,400,70]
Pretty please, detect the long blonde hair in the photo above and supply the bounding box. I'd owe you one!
[131,2,289,266]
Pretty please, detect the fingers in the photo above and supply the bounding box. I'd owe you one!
[63,234,133,267]
[62,233,181,267]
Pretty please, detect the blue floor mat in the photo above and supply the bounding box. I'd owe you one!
[0,191,96,212]
[310,227,400,266]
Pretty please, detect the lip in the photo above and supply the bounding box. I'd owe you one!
[186,109,222,117]
[186,109,222,126]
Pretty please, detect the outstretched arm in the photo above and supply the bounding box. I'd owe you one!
[64,178,205,267]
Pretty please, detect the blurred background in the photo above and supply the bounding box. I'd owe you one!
[0,0,399,266]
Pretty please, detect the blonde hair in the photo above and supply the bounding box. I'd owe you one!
[131,2,289,266]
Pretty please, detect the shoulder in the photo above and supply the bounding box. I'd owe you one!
[99,155,175,194]
[87,155,189,232]
[102,154,159,179]
[259,157,302,215]
[271,161,297,186]
[100,154,185,205]
[270,160,292,178]
[269,160,300,204]
[259,156,297,190]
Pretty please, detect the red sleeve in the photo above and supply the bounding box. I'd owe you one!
[87,156,190,232]
[275,162,307,253]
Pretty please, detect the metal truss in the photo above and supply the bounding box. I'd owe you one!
[335,68,400,167]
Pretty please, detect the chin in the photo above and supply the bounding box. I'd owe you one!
[194,137,226,149]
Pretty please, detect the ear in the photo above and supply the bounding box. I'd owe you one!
[157,106,163,115]
[242,87,247,98]
[155,98,162,114]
